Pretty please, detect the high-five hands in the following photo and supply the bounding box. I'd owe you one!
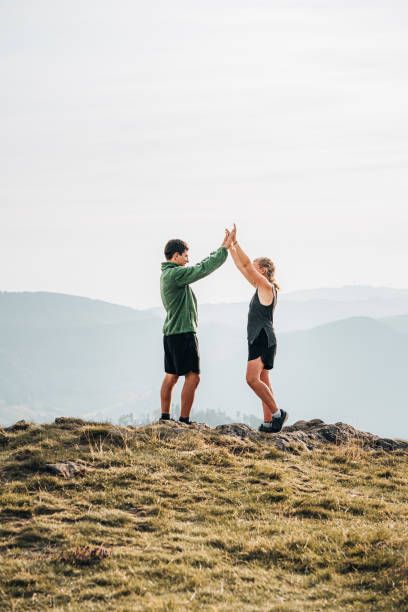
[221,224,237,250]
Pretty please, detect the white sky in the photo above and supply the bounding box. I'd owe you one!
[1,0,407,308]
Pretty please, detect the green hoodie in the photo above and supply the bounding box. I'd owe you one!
[160,246,228,335]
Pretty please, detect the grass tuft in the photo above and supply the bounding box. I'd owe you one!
[58,545,111,566]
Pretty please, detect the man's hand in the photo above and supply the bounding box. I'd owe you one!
[224,228,235,250]
[221,229,230,248]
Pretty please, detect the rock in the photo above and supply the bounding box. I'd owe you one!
[215,423,262,440]
[157,419,212,431]
[211,419,408,453]
[6,420,32,432]
[375,437,408,451]
[54,417,86,428]
[284,419,324,432]
[44,461,90,478]
[186,421,212,432]
[308,419,325,426]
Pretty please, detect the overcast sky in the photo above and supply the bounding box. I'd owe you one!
[1,0,407,308]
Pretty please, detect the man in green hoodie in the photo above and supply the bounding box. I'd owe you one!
[160,232,233,424]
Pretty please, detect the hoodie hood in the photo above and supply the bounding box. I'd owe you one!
[161,261,180,271]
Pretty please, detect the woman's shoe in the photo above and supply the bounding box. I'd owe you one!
[270,409,288,433]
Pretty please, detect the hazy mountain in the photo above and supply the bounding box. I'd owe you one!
[0,290,407,438]
[381,315,408,335]
[151,285,408,332]
[0,291,147,326]
[280,286,408,302]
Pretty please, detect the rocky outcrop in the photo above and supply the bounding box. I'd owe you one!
[4,417,407,455]
[152,419,408,453]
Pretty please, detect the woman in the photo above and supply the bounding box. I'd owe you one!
[227,224,288,433]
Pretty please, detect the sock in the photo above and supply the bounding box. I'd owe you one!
[161,413,170,420]
[179,416,191,424]
[272,409,282,419]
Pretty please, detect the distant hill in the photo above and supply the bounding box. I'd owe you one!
[280,285,408,302]
[0,291,147,327]
[381,314,408,335]
[0,290,407,437]
[151,285,408,332]
[0,292,162,424]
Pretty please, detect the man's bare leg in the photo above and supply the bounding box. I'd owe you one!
[160,374,179,415]
[246,359,278,416]
[180,372,200,419]
[260,369,278,421]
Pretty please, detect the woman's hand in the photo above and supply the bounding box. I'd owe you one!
[229,223,237,247]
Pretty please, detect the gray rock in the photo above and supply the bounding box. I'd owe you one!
[137,418,408,454]
[215,423,261,440]
[215,419,408,453]
[44,461,90,478]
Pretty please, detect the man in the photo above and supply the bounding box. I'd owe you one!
[160,232,233,424]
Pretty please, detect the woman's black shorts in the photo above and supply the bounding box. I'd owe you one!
[248,329,277,370]
[163,332,200,376]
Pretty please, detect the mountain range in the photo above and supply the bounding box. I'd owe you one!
[0,287,407,438]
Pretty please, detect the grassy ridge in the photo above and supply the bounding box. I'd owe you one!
[0,420,407,611]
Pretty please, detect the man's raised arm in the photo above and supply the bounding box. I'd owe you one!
[174,231,233,286]
[173,246,227,286]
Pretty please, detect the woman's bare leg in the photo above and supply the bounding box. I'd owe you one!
[246,359,279,418]
[260,369,278,421]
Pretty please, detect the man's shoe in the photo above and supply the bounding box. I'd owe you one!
[270,409,288,433]
[178,417,193,425]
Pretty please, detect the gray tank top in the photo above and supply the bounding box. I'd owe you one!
[247,287,277,347]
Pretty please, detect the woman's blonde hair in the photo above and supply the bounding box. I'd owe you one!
[256,257,280,290]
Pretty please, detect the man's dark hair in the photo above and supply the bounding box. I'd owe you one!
[164,239,189,261]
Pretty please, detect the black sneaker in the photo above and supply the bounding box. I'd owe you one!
[178,417,193,425]
[270,409,288,433]
[258,423,274,434]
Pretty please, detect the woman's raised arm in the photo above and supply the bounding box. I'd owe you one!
[228,225,270,289]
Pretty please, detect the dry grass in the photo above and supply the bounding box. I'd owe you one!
[0,420,407,611]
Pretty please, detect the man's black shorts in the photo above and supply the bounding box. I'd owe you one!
[164,332,200,376]
[248,329,277,370]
